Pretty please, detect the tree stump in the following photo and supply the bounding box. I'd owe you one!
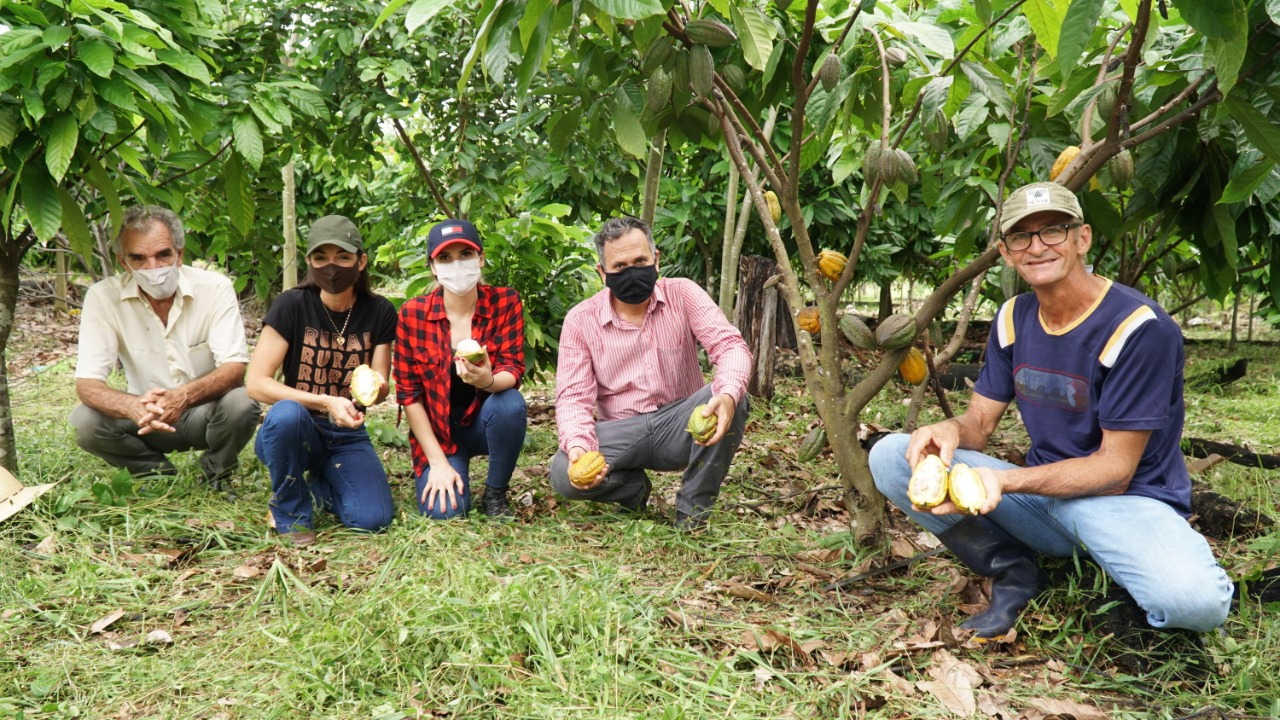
[733,255,796,401]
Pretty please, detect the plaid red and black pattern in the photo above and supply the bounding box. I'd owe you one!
[394,285,525,478]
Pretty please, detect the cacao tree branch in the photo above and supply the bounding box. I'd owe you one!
[712,76,787,183]
[787,0,820,187]
[802,3,865,99]
[1079,24,1132,145]
[389,114,455,217]
[157,139,234,188]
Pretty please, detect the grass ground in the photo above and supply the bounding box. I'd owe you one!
[2,300,1279,720]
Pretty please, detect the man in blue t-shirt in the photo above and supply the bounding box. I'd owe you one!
[869,181,1233,641]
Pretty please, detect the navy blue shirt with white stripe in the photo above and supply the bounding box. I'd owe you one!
[974,279,1190,516]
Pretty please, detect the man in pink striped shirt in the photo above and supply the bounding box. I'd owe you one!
[551,217,752,530]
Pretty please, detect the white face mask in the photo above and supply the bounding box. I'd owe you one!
[434,257,482,295]
[133,260,181,299]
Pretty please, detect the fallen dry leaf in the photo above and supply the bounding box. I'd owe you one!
[1024,696,1110,720]
[214,520,236,531]
[232,565,261,579]
[753,666,773,691]
[916,649,984,716]
[144,629,173,645]
[723,582,774,604]
[91,609,126,634]
[174,569,201,584]
[34,534,57,555]
[305,558,327,573]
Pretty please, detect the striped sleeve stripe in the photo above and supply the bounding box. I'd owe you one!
[1099,306,1157,368]
[996,296,1018,348]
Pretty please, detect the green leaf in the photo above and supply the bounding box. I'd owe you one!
[1056,0,1104,79]
[78,38,115,77]
[58,187,94,258]
[548,107,583,154]
[457,0,501,94]
[1171,0,1245,39]
[44,114,79,184]
[613,101,647,158]
[1021,0,1063,58]
[587,0,664,20]
[224,154,255,236]
[82,150,123,237]
[20,163,63,242]
[1270,0,1280,25]
[157,49,211,85]
[961,61,1012,118]
[1219,160,1277,204]
[731,4,775,71]
[406,0,455,33]
[43,26,72,49]
[1224,96,1280,162]
[25,92,47,124]
[519,0,551,48]
[891,21,955,59]
[371,0,414,34]
[1045,67,1100,117]
[1204,31,1247,97]
[232,113,264,170]
[0,108,17,149]
[1209,197,1237,268]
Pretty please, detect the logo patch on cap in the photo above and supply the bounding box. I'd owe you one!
[442,225,464,236]
[1027,188,1052,206]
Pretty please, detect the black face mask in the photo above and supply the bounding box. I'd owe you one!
[605,264,658,304]
[310,263,361,294]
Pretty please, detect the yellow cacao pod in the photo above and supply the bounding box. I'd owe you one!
[350,364,381,407]
[797,306,820,334]
[765,190,782,223]
[898,347,927,385]
[948,463,987,515]
[908,455,949,509]
[1051,145,1080,181]
[816,249,847,283]
[687,405,717,443]
[569,451,606,488]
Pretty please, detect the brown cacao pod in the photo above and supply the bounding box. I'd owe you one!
[898,347,927,385]
[816,249,847,282]
[908,455,949,508]
[569,451,606,488]
[1051,145,1080,181]
[839,313,876,350]
[765,190,782,223]
[798,426,827,462]
[797,306,821,334]
[350,364,381,407]
[948,463,987,515]
[875,313,916,350]
[687,405,717,443]
[818,53,842,92]
[688,44,715,99]
[1108,148,1134,190]
[684,17,737,47]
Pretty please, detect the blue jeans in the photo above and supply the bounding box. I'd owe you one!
[869,433,1233,631]
[416,389,527,520]
[256,400,395,533]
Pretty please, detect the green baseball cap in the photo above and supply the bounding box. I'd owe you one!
[999,182,1083,234]
[306,215,364,255]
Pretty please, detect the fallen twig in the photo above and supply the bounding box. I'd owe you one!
[823,547,946,592]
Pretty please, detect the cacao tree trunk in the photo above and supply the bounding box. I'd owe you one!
[0,236,24,472]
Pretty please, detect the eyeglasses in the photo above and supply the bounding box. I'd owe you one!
[1002,223,1081,252]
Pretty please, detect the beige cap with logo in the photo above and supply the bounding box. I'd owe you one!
[1000,182,1084,234]
[0,467,57,524]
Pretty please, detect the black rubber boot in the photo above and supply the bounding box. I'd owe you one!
[480,486,513,517]
[937,516,1040,639]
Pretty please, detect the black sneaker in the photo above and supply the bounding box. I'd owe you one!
[481,486,513,517]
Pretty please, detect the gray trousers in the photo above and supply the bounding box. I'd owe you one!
[69,386,261,480]
[550,384,749,520]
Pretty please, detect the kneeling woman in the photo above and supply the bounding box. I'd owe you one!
[247,215,397,544]
[394,219,527,519]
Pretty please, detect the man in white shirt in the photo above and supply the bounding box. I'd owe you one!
[70,206,260,489]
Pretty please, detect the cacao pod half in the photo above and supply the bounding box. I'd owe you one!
[350,364,382,407]
[687,405,717,443]
[764,190,782,223]
[798,426,827,462]
[818,53,842,92]
[874,313,916,350]
[908,455,949,508]
[816,249,847,283]
[569,451,606,489]
[797,306,821,334]
[839,313,876,350]
[1051,145,1080,181]
[455,338,487,365]
[898,347,927,385]
[947,463,987,515]
[684,17,737,47]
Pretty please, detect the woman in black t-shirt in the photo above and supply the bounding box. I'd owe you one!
[246,215,397,545]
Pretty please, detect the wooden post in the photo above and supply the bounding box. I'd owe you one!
[733,255,796,401]
[282,161,297,290]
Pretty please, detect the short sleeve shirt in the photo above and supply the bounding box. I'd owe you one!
[974,279,1191,515]
[262,287,397,405]
[75,265,250,394]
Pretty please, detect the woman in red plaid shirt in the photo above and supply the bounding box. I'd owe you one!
[394,219,527,519]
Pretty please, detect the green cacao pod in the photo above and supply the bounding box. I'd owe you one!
[923,110,949,152]
[1000,262,1027,301]
[1094,81,1117,121]
[687,405,717,443]
[684,17,737,47]
[647,68,673,112]
[948,463,986,515]
[689,44,715,99]
[722,64,745,95]
[671,50,691,109]
[885,47,908,67]
[818,53,842,92]
[898,347,927,385]
[839,313,876,350]
[864,141,886,185]
[798,426,827,462]
[890,148,917,185]
[908,455,949,508]
[641,37,675,75]
[569,451,606,488]
[875,313,916,350]
[1108,148,1134,190]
